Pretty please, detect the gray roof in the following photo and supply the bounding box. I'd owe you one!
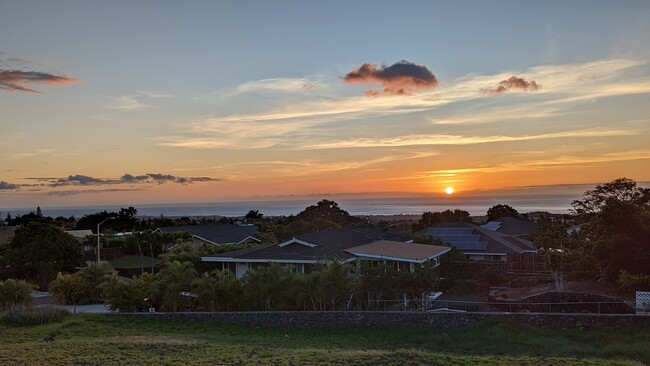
[424,222,536,255]
[157,224,259,245]
[481,216,539,236]
[203,225,408,262]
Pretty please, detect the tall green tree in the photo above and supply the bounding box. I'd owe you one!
[5,222,84,287]
[414,209,471,231]
[486,204,520,221]
[571,178,650,283]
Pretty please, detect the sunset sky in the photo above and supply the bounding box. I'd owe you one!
[1,1,650,210]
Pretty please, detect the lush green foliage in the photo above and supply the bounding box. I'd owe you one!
[486,204,520,221]
[48,262,113,304]
[0,315,647,365]
[0,279,36,308]
[272,199,362,240]
[413,209,472,231]
[532,178,650,289]
[4,222,84,286]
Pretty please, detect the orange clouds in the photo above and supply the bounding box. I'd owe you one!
[481,76,540,94]
[343,60,437,96]
[0,70,78,94]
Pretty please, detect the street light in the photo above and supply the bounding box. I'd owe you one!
[97,217,115,262]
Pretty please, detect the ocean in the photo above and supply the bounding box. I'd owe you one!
[4,194,578,218]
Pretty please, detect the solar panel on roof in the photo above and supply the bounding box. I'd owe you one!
[480,222,502,231]
[453,242,488,251]
[425,227,473,235]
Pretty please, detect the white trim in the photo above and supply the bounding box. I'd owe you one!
[350,253,424,264]
[348,247,450,264]
[277,237,318,248]
[236,235,262,244]
[202,256,357,264]
[193,235,218,245]
[202,257,318,264]
[463,252,506,256]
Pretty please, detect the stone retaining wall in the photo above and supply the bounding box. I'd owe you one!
[114,311,650,330]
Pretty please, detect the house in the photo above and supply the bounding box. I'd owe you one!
[155,223,260,246]
[423,222,537,262]
[66,230,94,245]
[202,226,449,278]
[480,216,539,238]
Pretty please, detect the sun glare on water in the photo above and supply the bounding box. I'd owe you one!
[445,187,454,195]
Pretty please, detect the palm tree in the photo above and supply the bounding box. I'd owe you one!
[191,272,219,311]
[157,260,197,311]
[79,261,114,302]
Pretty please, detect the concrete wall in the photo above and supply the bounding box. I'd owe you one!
[114,311,650,330]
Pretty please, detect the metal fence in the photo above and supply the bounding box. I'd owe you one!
[363,299,635,314]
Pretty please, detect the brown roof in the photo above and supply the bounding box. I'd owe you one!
[346,240,450,263]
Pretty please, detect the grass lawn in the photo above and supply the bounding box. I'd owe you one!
[0,314,648,365]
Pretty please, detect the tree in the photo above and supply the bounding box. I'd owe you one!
[571,178,650,284]
[156,261,197,311]
[413,209,471,231]
[244,210,263,223]
[486,204,520,221]
[5,222,84,287]
[48,262,114,304]
[571,177,650,216]
[532,221,586,291]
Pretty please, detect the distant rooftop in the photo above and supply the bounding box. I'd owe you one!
[157,223,259,245]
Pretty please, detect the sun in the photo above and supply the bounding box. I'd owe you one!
[444,186,454,195]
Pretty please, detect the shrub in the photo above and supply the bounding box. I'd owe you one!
[2,305,69,326]
[0,279,37,309]
[618,270,650,291]
[49,262,115,304]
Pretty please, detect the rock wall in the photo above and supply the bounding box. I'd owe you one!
[114,311,650,330]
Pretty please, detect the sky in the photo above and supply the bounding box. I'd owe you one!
[1,1,650,210]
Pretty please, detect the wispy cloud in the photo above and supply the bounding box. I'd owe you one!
[108,91,171,110]
[305,127,640,150]
[8,149,58,160]
[238,151,437,176]
[196,77,322,101]
[414,149,650,178]
[159,58,650,151]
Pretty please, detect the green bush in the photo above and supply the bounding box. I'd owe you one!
[1,305,69,326]
[49,262,114,304]
[0,279,37,309]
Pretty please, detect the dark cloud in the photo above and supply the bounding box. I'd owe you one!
[342,60,437,95]
[481,76,540,94]
[28,173,223,188]
[145,173,222,185]
[120,174,150,183]
[47,188,144,197]
[48,175,118,187]
[146,173,177,183]
[0,181,19,190]
[0,70,79,94]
